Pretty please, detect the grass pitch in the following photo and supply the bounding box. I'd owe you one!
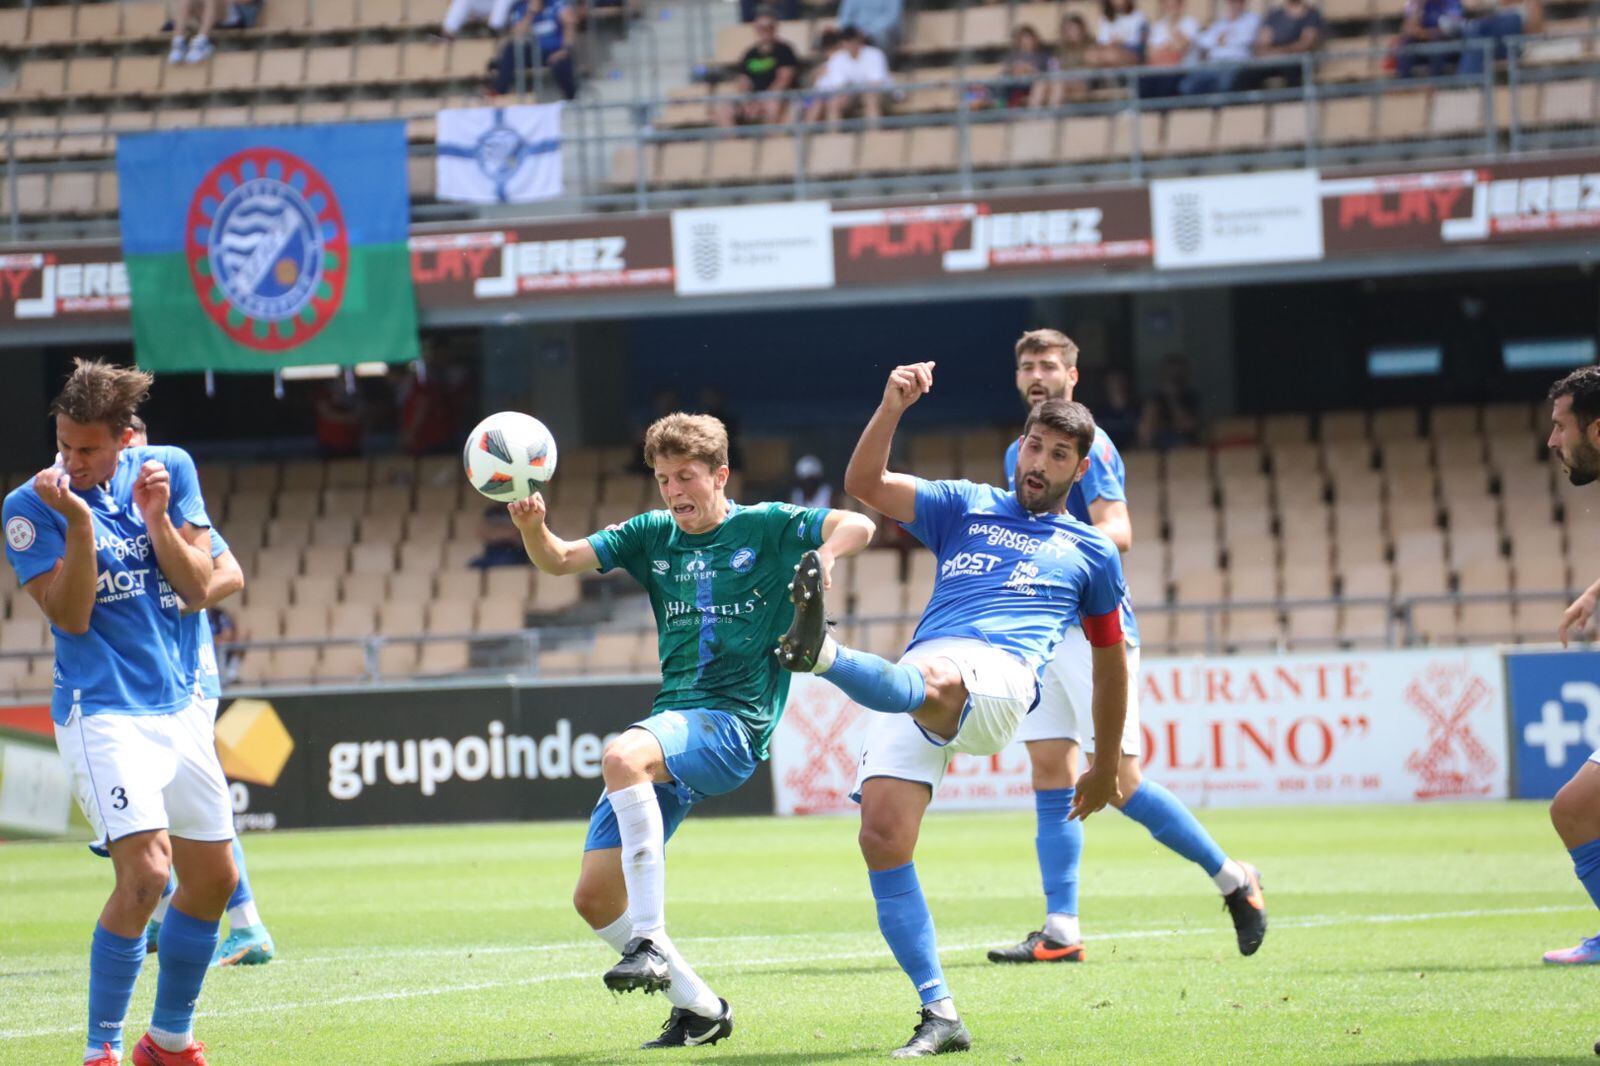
[2,802,1595,1064]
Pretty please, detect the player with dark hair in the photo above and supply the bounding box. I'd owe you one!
[512,411,876,1050]
[991,329,1265,965]
[778,362,1131,1058]
[1541,365,1600,966]
[3,359,232,1066]
[127,417,275,969]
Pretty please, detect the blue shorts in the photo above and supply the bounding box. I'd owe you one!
[582,708,758,851]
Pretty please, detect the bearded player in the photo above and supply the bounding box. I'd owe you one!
[1542,366,1600,967]
[988,329,1265,966]
[778,362,1130,1057]
[128,416,275,968]
[3,360,232,1066]
[510,412,875,1050]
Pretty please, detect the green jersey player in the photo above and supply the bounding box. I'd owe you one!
[510,412,875,1051]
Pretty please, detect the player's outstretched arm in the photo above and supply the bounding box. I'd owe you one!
[814,510,876,588]
[844,362,935,525]
[23,464,97,634]
[509,492,599,576]
[1071,634,1129,821]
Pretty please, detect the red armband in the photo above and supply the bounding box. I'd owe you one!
[1081,609,1124,648]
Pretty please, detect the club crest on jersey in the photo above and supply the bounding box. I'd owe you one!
[186,146,348,352]
[5,516,35,551]
[730,547,756,573]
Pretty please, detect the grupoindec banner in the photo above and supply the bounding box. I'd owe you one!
[768,648,1509,815]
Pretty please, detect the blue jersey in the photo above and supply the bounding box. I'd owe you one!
[531,0,568,55]
[900,478,1126,675]
[1004,426,1141,647]
[3,445,212,724]
[178,527,230,701]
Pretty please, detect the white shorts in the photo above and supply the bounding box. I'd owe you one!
[852,637,1039,799]
[55,696,234,853]
[1014,626,1142,756]
[443,0,518,33]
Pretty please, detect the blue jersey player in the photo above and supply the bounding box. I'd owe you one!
[990,329,1265,966]
[128,417,275,970]
[2,360,234,1066]
[777,362,1131,1058]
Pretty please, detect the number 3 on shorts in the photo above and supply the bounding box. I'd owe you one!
[110,786,128,811]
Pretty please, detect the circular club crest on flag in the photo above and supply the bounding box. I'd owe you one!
[185,147,348,352]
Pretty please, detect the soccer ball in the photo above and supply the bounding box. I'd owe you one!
[463,411,559,500]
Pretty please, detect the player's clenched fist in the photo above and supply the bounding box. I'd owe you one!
[507,492,548,532]
[132,460,171,521]
[33,463,89,521]
[882,362,935,413]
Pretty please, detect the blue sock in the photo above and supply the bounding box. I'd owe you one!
[869,862,948,1005]
[821,646,926,714]
[1035,788,1082,916]
[1570,838,1600,912]
[151,907,220,1043]
[1120,781,1227,877]
[87,924,145,1059]
[228,836,253,913]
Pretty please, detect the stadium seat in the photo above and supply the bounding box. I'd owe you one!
[1285,604,1339,648]
[1341,603,1392,644]
[1430,88,1486,137]
[1408,601,1459,644]
[1319,96,1373,144]
[418,642,472,676]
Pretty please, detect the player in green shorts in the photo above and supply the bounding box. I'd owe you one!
[510,412,876,1050]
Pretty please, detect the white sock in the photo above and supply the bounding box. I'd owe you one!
[152,893,173,925]
[812,635,838,674]
[1043,912,1080,944]
[609,782,666,939]
[655,931,722,1018]
[1212,859,1247,895]
[227,900,261,930]
[148,1026,192,1053]
[925,996,958,1021]
[593,913,632,953]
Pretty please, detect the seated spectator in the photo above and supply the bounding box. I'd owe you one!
[1048,13,1095,103]
[315,381,364,459]
[790,455,834,509]
[837,0,903,52]
[442,0,522,38]
[1087,0,1148,68]
[400,350,463,457]
[969,24,1051,109]
[471,504,533,568]
[166,0,217,63]
[794,28,845,121]
[210,604,245,685]
[805,27,892,125]
[1093,369,1142,447]
[1179,0,1260,94]
[1140,0,1200,97]
[1251,0,1324,86]
[716,9,800,126]
[741,0,798,20]
[1458,0,1543,74]
[217,1,264,30]
[1141,353,1203,449]
[1395,0,1466,77]
[488,0,579,99]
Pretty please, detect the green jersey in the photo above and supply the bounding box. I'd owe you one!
[587,501,831,759]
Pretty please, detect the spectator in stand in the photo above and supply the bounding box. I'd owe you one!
[471,504,534,568]
[1458,0,1543,74]
[1003,24,1054,107]
[217,0,264,30]
[210,604,244,684]
[1141,353,1203,449]
[1086,0,1147,68]
[1093,368,1142,447]
[716,8,800,126]
[166,0,218,63]
[837,0,904,52]
[441,0,523,38]
[1179,0,1260,94]
[314,381,364,459]
[1047,13,1095,103]
[1251,0,1325,86]
[741,0,798,20]
[400,350,463,457]
[790,455,834,509]
[1395,0,1466,77]
[806,26,893,125]
[1140,0,1200,97]
[488,0,579,99]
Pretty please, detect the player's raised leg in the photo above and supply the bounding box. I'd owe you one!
[1544,760,1600,963]
[213,836,274,966]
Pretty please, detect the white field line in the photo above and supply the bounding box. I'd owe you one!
[0,903,1587,1041]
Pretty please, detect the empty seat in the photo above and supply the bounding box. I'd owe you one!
[1376,91,1429,141]
[1319,96,1373,143]
[1058,115,1114,162]
[1430,88,1484,136]
[805,131,859,179]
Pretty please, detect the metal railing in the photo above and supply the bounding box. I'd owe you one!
[4,30,1599,240]
[0,588,1582,698]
